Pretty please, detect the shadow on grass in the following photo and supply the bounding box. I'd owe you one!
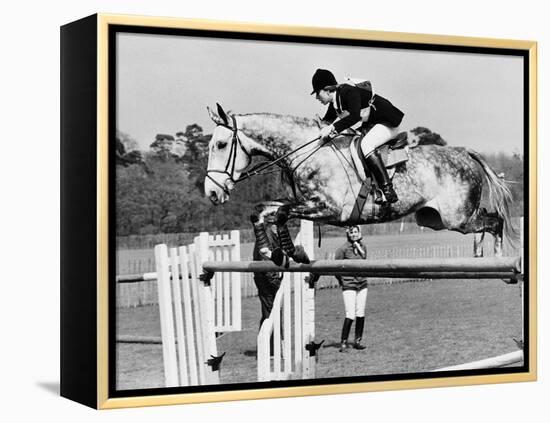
[323,341,343,349]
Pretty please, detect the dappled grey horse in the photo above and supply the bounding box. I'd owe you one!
[204,104,517,265]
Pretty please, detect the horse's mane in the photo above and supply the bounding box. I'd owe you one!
[234,113,319,149]
[235,112,318,128]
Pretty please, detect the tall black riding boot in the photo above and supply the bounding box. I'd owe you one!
[364,151,398,204]
[339,318,353,352]
[353,316,366,350]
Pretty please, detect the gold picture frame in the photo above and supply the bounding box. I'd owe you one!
[60,13,537,409]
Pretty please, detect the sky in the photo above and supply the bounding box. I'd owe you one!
[116,32,524,154]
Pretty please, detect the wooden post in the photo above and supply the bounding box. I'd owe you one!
[520,217,524,343]
[188,243,206,384]
[293,271,303,376]
[214,234,223,329]
[283,272,292,376]
[196,232,219,384]
[300,220,316,379]
[222,234,231,330]
[179,246,199,385]
[154,244,178,387]
[169,247,188,386]
[230,230,242,331]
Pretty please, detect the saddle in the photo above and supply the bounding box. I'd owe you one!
[349,131,410,182]
[342,131,411,222]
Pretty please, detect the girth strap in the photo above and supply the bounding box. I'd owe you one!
[349,181,371,222]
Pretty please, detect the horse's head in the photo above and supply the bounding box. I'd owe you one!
[205,104,271,204]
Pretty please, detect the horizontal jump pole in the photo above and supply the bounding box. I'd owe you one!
[116,272,158,283]
[314,271,519,280]
[116,335,163,344]
[432,350,523,371]
[202,257,521,275]
[116,272,188,283]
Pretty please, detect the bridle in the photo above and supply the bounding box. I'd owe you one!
[205,115,251,196]
[206,114,322,197]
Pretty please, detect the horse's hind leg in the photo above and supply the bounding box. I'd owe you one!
[473,232,485,258]
[485,211,504,256]
[462,208,504,257]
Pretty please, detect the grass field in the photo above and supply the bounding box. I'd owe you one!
[116,276,523,390]
[115,229,522,389]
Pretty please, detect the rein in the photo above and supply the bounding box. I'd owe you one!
[236,136,321,183]
[206,116,321,193]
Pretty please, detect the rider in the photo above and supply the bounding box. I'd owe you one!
[311,68,404,204]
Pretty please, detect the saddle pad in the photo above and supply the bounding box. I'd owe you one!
[386,147,408,168]
[349,138,409,182]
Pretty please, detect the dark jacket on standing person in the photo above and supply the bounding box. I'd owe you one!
[334,239,368,291]
[322,84,404,133]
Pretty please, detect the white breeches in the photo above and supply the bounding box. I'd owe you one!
[360,124,400,157]
[342,288,368,319]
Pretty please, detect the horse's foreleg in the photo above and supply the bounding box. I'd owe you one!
[250,201,286,261]
[250,213,273,259]
[275,200,339,265]
[274,206,311,265]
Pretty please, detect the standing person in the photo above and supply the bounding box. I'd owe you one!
[334,225,369,352]
[311,68,404,204]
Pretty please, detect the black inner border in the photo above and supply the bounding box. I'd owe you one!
[108,24,530,399]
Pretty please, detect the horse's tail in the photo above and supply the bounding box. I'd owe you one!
[467,149,519,245]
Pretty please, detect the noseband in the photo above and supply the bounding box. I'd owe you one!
[206,115,251,196]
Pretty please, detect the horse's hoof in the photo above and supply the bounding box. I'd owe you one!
[292,245,310,264]
[275,209,289,225]
[271,248,286,266]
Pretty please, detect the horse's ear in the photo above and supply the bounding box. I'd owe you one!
[216,103,230,126]
[207,105,226,126]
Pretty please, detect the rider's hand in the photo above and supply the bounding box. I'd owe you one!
[319,124,336,143]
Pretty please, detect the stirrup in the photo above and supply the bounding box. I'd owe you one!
[374,188,385,205]
[378,184,398,204]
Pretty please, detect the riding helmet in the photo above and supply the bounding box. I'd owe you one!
[311,69,338,94]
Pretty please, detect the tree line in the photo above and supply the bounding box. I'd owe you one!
[116,125,525,236]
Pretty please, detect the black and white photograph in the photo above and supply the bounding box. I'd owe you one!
[5,0,550,418]
[112,23,530,396]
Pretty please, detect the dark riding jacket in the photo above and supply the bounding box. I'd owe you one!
[322,84,404,133]
[334,239,368,291]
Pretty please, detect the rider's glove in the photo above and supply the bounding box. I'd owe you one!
[319,124,337,142]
